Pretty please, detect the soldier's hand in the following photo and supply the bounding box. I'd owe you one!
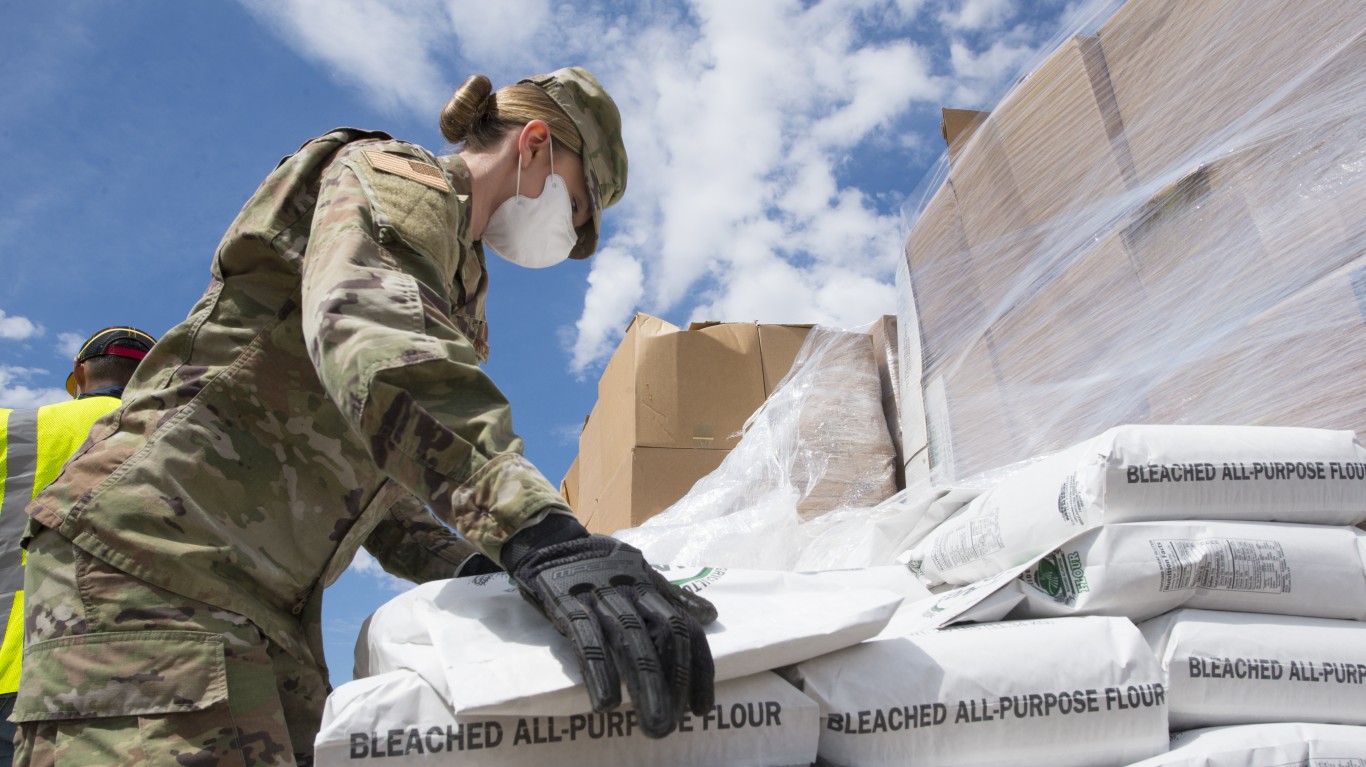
[502,516,716,738]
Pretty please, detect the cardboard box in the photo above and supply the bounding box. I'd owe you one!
[993,36,1134,226]
[574,403,606,525]
[896,5,1364,484]
[1121,162,1277,327]
[753,323,812,392]
[868,315,911,489]
[785,329,899,517]
[903,182,983,371]
[984,234,1154,459]
[559,455,579,512]
[950,36,1136,315]
[906,37,1146,478]
[1149,256,1366,435]
[574,314,813,529]
[941,108,988,164]
[920,336,1019,480]
[1098,0,1362,181]
[587,446,731,535]
[1198,32,1366,293]
[595,315,810,465]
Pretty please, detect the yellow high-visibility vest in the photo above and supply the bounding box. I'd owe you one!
[0,396,119,695]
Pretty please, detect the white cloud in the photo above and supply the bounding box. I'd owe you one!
[0,310,42,341]
[553,421,585,447]
[240,0,1070,370]
[939,0,1018,31]
[347,549,412,592]
[238,0,451,114]
[689,259,899,328]
[55,332,85,359]
[0,366,68,409]
[569,247,644,375]
[945,35,1037,105]
[441,0,552,68]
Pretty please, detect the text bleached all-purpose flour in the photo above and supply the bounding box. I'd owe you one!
[1139,608,1366,730]
[794,616,1168,767]
[316,670,818,767]
[905,425,1366,587]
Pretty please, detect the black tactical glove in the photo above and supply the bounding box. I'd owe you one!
[502,514,717,738]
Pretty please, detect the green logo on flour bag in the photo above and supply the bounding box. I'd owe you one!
[1034,558,1066,599]
[654,565,726,594]
[1025,551,1090,605]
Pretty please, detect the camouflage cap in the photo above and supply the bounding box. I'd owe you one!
[522,66,627,260]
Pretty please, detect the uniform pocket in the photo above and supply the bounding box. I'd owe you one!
[14,630,227,721]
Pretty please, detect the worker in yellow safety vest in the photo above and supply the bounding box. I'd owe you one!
[0,326,154,764]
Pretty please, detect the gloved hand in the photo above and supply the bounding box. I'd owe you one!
[502,514,717,738]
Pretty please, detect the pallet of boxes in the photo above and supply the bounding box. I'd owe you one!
[315,0,1366,764]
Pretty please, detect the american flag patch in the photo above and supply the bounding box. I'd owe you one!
[364,151,451,193]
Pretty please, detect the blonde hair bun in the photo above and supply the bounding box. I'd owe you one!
[440,74,494,144]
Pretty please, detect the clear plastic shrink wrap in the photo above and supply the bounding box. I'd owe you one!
[899,0,1366,485]
[617,327,908,569]
[623,0,1365,570]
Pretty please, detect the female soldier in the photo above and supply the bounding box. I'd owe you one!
[17,67,714,766]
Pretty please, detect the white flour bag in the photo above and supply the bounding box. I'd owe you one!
[316,669,818,767]
[1120,722,1366,767]
[906,425,1366,587]
[1004,521,1366,623]
[357,566,908,716]
[1138,608,1366,729]
[794,616,1168,767]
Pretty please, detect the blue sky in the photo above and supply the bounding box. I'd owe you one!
[0,0,1099,684]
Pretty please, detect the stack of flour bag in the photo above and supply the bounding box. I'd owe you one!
[317,424,1366,766]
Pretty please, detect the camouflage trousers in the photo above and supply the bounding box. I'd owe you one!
[13,527,329,766]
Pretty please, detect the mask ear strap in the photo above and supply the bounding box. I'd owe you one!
[549,137,555,176]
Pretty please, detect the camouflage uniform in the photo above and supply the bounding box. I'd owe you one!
[16,129,573,765]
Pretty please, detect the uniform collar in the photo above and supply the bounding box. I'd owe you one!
[437,154,476,251]
[77,386,124,400]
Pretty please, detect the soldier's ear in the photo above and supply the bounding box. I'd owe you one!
[518,120,552,166]
[71,361,87,397]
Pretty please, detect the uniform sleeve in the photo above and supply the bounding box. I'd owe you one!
[363,493,483,583]
[300,142,571,564]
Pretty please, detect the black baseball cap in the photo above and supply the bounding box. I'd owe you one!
[65,326,156,397]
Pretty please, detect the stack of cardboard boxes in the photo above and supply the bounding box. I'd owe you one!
[562,0,1364,531]
[563,315,908,534]
[901,0,1365,482]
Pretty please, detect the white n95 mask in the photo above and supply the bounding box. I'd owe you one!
[482,142,578,269]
